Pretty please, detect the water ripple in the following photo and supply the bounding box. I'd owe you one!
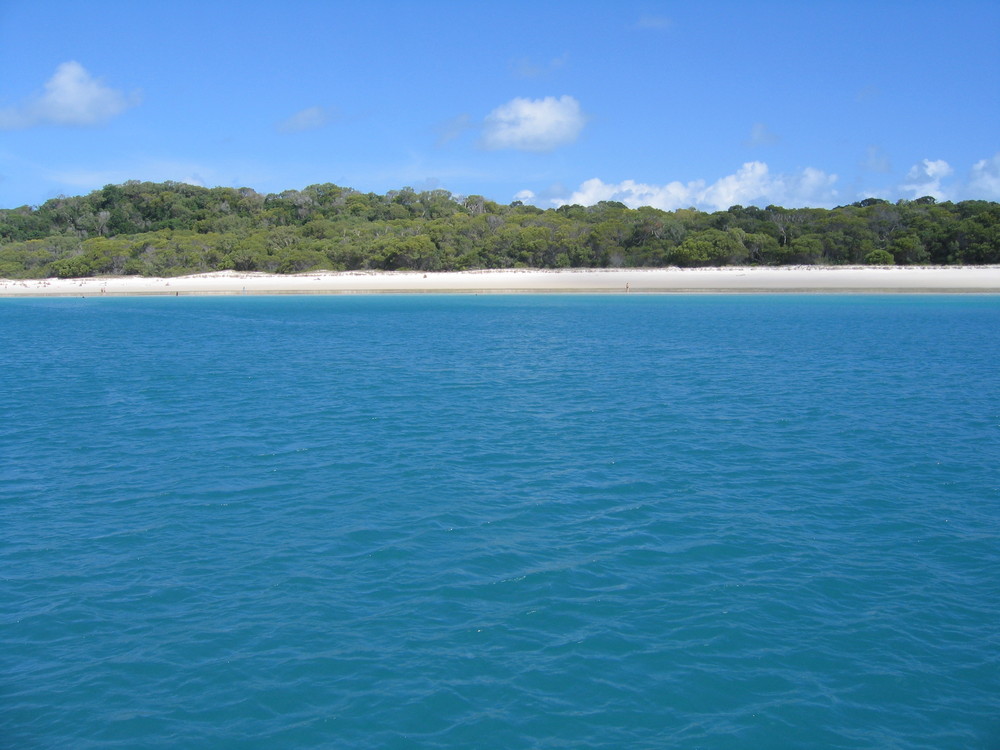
[2,295,999,749]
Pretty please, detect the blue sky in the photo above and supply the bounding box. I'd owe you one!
[1,0,998,211]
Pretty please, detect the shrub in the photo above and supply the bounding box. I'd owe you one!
[864,248,895,266]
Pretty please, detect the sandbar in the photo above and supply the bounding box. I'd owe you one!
[2,267,1000,297]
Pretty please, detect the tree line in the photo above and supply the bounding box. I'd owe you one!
[0,180,997,278]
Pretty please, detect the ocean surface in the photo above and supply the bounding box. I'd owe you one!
[1,294,998,749]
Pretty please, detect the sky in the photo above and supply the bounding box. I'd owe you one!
[1,1,998,211]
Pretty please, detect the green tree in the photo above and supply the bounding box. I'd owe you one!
[864,248,895,265]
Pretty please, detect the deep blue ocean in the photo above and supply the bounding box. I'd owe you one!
[2,294,999,749]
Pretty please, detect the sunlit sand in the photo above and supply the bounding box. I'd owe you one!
[3,266,1000,296]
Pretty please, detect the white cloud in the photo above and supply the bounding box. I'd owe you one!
[968,153,1000,199]
[701,162,774,207]
[902,158,954,200]
[552,162,839,211]
[481,95,585,152]
[275,106,330,133]
[0,61,139,130]
[562,177,703,210]
[911,158,953,181]
[743,123,779,147]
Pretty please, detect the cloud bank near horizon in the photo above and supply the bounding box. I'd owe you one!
[517,162,840,212]
[515,154,1000,212]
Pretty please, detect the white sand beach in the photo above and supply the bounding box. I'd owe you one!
[2,266,1000,297]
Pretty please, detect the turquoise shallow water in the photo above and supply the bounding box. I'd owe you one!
[2,294,999,749]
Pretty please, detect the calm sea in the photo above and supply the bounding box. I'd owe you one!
[2,294,999,749]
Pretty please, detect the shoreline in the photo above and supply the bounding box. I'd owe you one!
[3,266,1000,297]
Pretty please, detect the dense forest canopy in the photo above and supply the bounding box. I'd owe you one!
[1,181,998,278]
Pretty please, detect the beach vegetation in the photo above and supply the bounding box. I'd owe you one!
[0,181,997,278]
[864,248,895,265]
